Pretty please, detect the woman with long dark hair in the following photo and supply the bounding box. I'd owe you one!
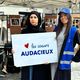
[53,8,80,80]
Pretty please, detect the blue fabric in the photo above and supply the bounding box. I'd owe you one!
[60,64,70,69]
[61,54,74,61]
[59,8,70,14]
[59,26,77,70]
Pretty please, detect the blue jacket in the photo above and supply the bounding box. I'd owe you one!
[59,26,77,70]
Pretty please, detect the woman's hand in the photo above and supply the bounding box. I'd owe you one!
[12,49,15,54]
[74,44,80,54]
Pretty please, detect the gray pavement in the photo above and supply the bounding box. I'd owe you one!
[0,73,21,80]
[0,63,21,80]
[0,62,80,80]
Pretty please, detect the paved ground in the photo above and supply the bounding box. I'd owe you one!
[0,73,21,80]
[0,63,21,80]
[0,62,80,80]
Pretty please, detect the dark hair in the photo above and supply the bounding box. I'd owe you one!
[26,11,41,26]
[56,13,72,37]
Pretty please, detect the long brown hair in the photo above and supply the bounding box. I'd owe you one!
[56,13,72,38]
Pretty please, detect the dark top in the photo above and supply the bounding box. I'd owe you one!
[21,26,45,34]
[21,26,51,80]
[73,31,80,46]
[72,32,80,62]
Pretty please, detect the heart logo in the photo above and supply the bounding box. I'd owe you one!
[24,43,29,48]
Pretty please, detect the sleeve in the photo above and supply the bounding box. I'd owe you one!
[21,28,27,34]
[73,31,80,47]
[72,31,80,62]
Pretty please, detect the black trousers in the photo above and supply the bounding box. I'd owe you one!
[54,69,71,80]
[21,64,51,80]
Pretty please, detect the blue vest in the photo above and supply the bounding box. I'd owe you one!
[59,26,77,70]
